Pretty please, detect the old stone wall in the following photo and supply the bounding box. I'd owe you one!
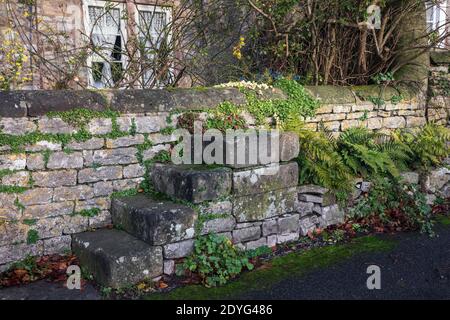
[303,86,426,132]
[0,83,434,270]
[428,52,450,125]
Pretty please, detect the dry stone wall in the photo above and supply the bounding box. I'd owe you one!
[427,55,450,125]
[0,83,433,270]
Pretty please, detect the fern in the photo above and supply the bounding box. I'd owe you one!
[395,123,450,170]
[284,118,353,194]
[336,127,411,178]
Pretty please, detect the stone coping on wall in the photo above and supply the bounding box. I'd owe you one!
[430,50,450,65]
[0,84,422,118]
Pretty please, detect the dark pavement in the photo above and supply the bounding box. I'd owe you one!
[237,225,450,300]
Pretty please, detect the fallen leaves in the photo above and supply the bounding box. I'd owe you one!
[0,254,79,288]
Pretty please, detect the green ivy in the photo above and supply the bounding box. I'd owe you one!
[46,108,119,128]
[0,185,28,194]
[73,207,101,218]
[176,234,254,287]
[22,219,37,226]
[111,188,139,199]
[26,229,39,244]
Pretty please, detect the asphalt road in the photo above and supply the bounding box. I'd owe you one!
[236,225,450,300]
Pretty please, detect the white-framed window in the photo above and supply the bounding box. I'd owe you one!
[82,0,127,88]
[426,1,448,48]
[82,1,172,88]
[135,5,173,88]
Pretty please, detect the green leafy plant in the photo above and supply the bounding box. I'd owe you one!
[349,177,434,236]
[26,229,39,244]
[394,123,450,170]
[284,119,354,196]
[74,208,101,218]
[245,246,272,259]
[368,96,385,108]
[336,127,411,178]
[11,255,38,274]
[322,229,346,244]
[371,72,395,85]
[177,234,254,287]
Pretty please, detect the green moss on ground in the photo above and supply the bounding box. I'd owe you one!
[436,215,450,226]
[145,235,396,300]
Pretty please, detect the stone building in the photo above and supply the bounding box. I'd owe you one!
[1,0,448,90]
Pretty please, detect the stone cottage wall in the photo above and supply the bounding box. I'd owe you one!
[0,84,431,269]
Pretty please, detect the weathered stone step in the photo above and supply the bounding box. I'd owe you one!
[181,131,299,168]
[111,194,197,245]
[151,164,232,203]
[232,162,298,196]
[72,229,162,288]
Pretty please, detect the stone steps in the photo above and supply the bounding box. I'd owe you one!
[72,229,163,288]
[111,194,197,245]
[72,194,198,287]
[151,164,232,203]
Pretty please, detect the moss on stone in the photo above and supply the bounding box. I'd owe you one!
[145,235,396,300]
[430,51,450,65]
[304,85,356,105]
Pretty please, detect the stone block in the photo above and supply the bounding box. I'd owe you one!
[26,154,45,171]
[123,164,145,179]
[232,226,261,243]
[23,201,74,219]
[43,235,72,255]
[87,118,112,135]
[198,200,232,216]
[111,195,197,245]
[72,229,163,288]
[278,214,300,235]
[135,116,167,133]
[53,186,94,202]
[106,135,145,149]
[67,138,104,150]
[319,205,345,227]
[233,187,297,222]
[201,216,236,235]
[38,117,76,134]
[422,167,450,193]
[262,219,278,236]
[2,171,29,187]
[279,132,300,161]
[92,148,138,166]
[245,237,267,250]
[382,116,406,129]
[93,181,114,197]
[25,141,62,152]
[151,164,232,204]
[78,166,123,183]
[32,170,77,187]
[232,162,298,196]
[277,233,299,244]
[297,185,329,195]
[295,201,314,217]
[164,260,175,275]
[18,188,53,206]
[163,239,194,259]
[0,154,26,171]
[88,210,112,229]
[47,152,83,169]
[0,118,36,135]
